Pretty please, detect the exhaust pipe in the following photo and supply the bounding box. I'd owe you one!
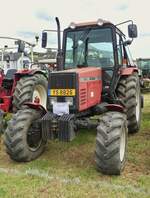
[55,17,63,71]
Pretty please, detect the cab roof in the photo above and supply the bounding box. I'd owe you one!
[69,19,112,28]
[66,19,125,38]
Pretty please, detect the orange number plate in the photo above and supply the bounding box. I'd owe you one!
[50,89,75,96]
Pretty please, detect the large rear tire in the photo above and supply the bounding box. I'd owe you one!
[12,73,47,112]
[95,111,128,175]
[117,72,141,133]
[4,108,46,162]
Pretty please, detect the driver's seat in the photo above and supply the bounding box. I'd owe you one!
[5,69,17,80]
[2,69,17,90]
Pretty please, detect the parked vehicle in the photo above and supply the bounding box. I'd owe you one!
[136,58,150,91]
[0,38,48,132]
[4,18,142,175]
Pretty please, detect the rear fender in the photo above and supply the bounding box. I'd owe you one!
[105,104,124,112]
[120,67,138,76]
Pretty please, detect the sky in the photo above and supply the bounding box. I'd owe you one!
[0,0,149,59]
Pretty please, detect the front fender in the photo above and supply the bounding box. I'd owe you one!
[15,69,47,79]
[24,102,47,114]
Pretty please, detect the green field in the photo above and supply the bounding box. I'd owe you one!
[0,94,150,198]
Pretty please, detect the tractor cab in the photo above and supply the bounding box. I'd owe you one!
[63,21,114,96]
[62,20,137,102]
[63,21,114,69]
[42,18,138,104]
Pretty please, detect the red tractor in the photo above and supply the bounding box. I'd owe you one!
[0,67,47,112]
[0,41,48,132]
[0,38,48,116]
[0,66,47,133]
[4,18,142,175]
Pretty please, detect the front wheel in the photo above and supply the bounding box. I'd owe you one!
[95,111,128,175]
[4,108,46,162]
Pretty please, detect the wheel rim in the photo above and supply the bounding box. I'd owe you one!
[120,125,126,162]
[27,123,42,152]
[32,85,47,108]
[136,87,140,122]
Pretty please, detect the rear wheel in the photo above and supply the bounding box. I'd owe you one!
[4,108,46,162]
[95,111,127,175]
[12,73,47,112]
[117,72,141,133]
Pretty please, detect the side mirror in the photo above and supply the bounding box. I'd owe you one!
[18,40,25,53]
[128,24,138,38]
[42,32,47,48]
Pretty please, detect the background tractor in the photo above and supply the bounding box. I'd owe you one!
[0,38,48,132]
[4,18,142,175]
[136,58,150,91]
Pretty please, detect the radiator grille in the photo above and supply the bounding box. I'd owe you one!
[49,72,76,89]
[48,71,78,112]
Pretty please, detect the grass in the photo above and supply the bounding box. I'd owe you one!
[0,94,150,197]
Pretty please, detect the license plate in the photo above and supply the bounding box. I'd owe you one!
[50,89,75,96]
[53,102,69,115]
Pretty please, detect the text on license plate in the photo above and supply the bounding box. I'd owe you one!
[50,89,75,96]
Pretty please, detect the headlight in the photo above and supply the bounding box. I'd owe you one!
[50,97,57,105]
[65,97,73,105]
[69,22,76,29]
[97,18,104,26]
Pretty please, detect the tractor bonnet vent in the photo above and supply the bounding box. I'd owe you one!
[79,88,87,106]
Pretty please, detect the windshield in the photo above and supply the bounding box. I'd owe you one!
[64,28,114,69]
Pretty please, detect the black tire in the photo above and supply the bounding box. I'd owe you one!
[95,111,128,175]
[117,72,141,133]
[12,73,47,112]
[4,108,46,162]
